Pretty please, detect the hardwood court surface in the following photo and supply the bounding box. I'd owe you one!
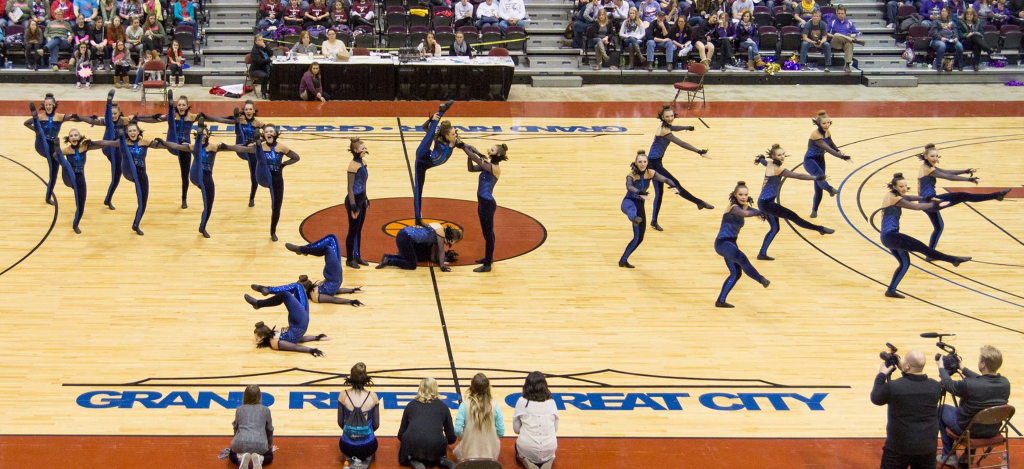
[0,107,1022,467]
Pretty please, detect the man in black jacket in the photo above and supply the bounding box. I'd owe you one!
[937,345,1011,466]
[871,350,942,469]
[249,35,274,100]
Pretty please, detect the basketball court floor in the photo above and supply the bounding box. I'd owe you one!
[0,97,1022,468]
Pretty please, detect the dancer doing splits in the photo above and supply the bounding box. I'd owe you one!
[117,122,167,236]
[803,110,852,218]
[916,143,1011,253]
[619,150,688,269]
[222,124,300,241]
[151,116,228,238]
[714,181,770,308]
[163,91,200,209]
[285,234,365,306]
[376,223,464,272]
[46,127,120,234]
[880,172,971,298]
[646,104,713,231]
[246,282,329,356]
[463,142,509,273]
[24,94,70,205]
[203,101,264,207]
[755,144,836,261]
[413,99,457,225]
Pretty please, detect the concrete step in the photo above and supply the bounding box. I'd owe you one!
[864,74,918,85]
[204,54,249,69]
[531,75,583,86]
[207,0,255,7]
[523,55,578,68]
[207,7,260,17]
[205,22,255,34]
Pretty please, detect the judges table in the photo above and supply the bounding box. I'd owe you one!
[268,54,515,101]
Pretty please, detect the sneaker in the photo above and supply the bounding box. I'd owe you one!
[52,65,58,71]
[844,64,852,73]
[886,23,894,28]
[76,83,82,89]
[251,453,263,469]
[823,67,831,73]
[936,454,959,467]
[410,461,427,469]
[84,82,90,89]
[132,84,139,91]
[237,452,250,469]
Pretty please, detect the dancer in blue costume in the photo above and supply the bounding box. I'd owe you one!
[285,234,364,306]
[619,150,691,269]
[222,124,300,241]
[755,144,836,261]
[201,100,265,207]
[803,110,852,218]
[413,99,457,225]
[24,94,70,205]
[247,282,329,356]
[714,181,771,308]
[463,141,509,273]
[646,104,713,232]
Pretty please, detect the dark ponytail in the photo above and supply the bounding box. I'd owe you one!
[630,150,647,175]
[728,181,749,208]
[755,143,784,165]
[887,172,905,195]
[254,321,276,348]
[490,143,509,163]
[657,103,673,122]
[917,143,937,167]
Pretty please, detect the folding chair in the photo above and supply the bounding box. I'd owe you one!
[672,62,707,109]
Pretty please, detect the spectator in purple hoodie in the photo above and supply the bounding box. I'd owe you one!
[988,0,1011,25]
[710,11,735,70]
[920,0,946,27]
[947,0,967,16]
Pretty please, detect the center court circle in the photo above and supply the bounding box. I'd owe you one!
[299,197,547,267]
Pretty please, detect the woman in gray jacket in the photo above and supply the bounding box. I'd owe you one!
[231,385,276,468]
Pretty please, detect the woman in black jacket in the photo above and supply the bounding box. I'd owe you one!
[397,378,457,469]
[448,31,473,57]
[249,35,274,99]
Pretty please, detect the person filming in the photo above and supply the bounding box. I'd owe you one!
[936,345,1011,467]
[870,350,942,469]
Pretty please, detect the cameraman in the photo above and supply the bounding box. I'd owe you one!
[936,345,1011,466]
[871,350,942,469]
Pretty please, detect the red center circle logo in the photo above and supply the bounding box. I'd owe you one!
[300,197,547,266]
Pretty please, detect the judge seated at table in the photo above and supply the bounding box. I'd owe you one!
[449,31,473,57]
[321,29,350,60]
[417,31,442,57]
[299,61,329,102]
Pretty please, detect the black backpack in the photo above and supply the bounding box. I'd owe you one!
[341,391,375,443]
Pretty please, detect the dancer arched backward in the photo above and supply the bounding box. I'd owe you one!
[646,104,713,232]
[754,145,837,260]
[246,283,329,357]
[162,91,200,209]
[72,90,162,210]
[715,181,771,308]
[150,116,230,238]
[222,124,300,242]
[24,94,70,205]
[619,150,689,269]
[804,110,852,218]
[345,138,371,269]
[413,99,457,226]
[880,173,971,299]
[917,143,1012,254]
[463,142,509,273]
[376,224,464,272]
[117,121,168,236]
[284,234,365,306]
[203,101,265,207]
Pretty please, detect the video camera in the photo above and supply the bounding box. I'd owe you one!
[921,332,961,375]
[879,343,901,380]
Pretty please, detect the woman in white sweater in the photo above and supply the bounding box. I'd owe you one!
[513,372,559,469]
[619,7,647,69]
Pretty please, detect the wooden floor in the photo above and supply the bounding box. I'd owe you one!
[0,112,1022,450]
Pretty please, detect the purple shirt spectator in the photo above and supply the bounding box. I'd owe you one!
[920,0,945,19]
[827,16,858,35]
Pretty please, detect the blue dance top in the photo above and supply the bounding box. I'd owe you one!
[478,169,497,200]
[716,210,745,240]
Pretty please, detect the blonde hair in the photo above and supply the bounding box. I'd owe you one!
[415,377,439,403]
[981,345,1003,372]
[466,373,494,431]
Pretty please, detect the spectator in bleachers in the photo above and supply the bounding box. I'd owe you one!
[792,0,818,25]
[70,40,91,86]
[44,8,71,70]
[663,0,680,22]
[453,373,504,463]
[974,0,994,23]
[117,0,141,23]
[948,0,966,16]
[348,0,372,29]
[497,0,526,35]
[417,30,442,56]
[690,7,714,64]
[732,0,754,17]
[329,1,348,33]
[397,378,457,469]
[166,39,183,86]
[609,0,630,23]
[110,39,131,86]
[142,0,161,22]
[826,5,860,73]
[71,13,89,45]
[130,48,156,89]
[989,0,1011,25]
[711,11,735,69]
[453,0,473,28]
[229,385,276,469]
[799,9,831,70]
[141,13,164,53]
[292,29,316,53]
[736,10,763,70]
[475,0,500,30]
[639,0,660,26]
[25,19,44,69]
[692,0,716,26]
[339,363,380,468]
[282,0,304,32]
[321,28,349,58]
[124,15,143,56]
[620,5,646,67]
[30,0,49,25]
[449,30,473,56]
[88,17,107,68]
[250,34,273,99]
[920,0,944,27]
[1010,0,1024,25]
[256,0,283,30]
[73,0,95,22]
[959,7,995,69]
[669,16,692,66]
[173,0,196,30]
[304,0,329,30]
[300,61,328,100]
[512,372,558,469]
[50,0,73,21]
[572,0,599,47]
[644,9,675,69]
[590,9,620,69]
[97,0,114,24]
[930,6,963,70]
[5,0,33,30]
[105,14,123,47]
